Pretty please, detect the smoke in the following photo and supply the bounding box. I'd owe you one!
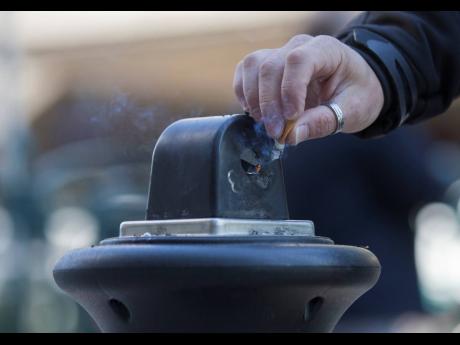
[89,89,159,134]
[55,88,168,158]
[248,119,292,164]
[251,121,274,163]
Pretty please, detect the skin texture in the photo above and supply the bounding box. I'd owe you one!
[233,34,385,145]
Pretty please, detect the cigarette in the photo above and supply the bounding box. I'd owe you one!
[271,117,297,161]
[276,117,297,146]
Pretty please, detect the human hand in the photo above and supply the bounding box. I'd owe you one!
[233,34,384,144]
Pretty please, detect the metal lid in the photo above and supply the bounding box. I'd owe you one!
[120,218,315,237]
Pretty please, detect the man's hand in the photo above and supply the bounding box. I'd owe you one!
[233,34,384,144]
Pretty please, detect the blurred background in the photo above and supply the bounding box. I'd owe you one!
[1,11,460,332]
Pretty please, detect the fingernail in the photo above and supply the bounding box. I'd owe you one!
[295,124,309,145]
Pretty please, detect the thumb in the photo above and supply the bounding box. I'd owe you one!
[285,105,339,145]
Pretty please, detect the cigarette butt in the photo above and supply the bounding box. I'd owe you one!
[278,118,297,144]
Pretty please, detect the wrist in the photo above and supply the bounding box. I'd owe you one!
[338,28,418,138]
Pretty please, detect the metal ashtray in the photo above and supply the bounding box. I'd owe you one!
[53,114,380,332]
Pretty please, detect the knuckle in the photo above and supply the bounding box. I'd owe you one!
[259,59,277,78]
[312,35,339,47]
[288,34,312,46]
[310,115,335,138]
[259,92,272,105]
[243,53,259,69]
[286,49,305,65]
[281,78,300,91]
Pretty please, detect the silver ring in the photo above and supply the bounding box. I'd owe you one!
[324,102,345,134]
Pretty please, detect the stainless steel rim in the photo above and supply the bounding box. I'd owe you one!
[120,218,315,237]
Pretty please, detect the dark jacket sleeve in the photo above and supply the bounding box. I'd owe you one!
[337,11,460,138]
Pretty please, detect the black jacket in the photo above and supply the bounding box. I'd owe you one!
[337,11,460,138]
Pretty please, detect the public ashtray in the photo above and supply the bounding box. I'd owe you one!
[53,114,380,332]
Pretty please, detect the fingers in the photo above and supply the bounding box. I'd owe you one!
[257,35,312,138]
[242,50,272,121]
[285,104,339,145]
[232,60,248,112]
[284,76,383,145]
[234,35,313,136]
[233,34,345,141]
[234,33,384,144]
[281,35,344,120]
[258,57,285,138]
